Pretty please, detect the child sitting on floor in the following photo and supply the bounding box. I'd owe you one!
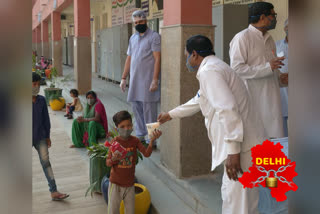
[65,89,83,119]
[106,110,162,214]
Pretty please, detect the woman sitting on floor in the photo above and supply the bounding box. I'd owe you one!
[70,91,108,148]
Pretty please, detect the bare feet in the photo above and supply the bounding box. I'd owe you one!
[51,191,69,201]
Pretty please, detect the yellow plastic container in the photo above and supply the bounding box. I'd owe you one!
[120,183,151,214]
[49,97,65,111]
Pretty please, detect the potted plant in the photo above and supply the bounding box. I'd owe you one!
[44,67,71,107]
[85,142,111,196]
[48,94,66,111]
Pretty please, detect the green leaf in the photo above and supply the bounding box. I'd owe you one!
[85,180,98,197]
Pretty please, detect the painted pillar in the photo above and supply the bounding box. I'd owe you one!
[36,26,42,61]
[73,0,91,94]
[32,30,36,53]
[51,11,63,76]
[41,21,50,59]
[160,0,214,178]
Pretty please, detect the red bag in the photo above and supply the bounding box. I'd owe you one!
[105,140,127,160]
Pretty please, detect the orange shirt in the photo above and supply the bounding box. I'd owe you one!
[106,136,152,187]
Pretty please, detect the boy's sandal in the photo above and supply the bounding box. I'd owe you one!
[52,194,69,201]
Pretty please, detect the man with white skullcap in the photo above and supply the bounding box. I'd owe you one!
[120,10,161,146]
[275,19,289,137]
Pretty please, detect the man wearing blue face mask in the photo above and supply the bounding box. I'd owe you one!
[120,10,161,146]
[230,2,285,140]
[158,35,266,214]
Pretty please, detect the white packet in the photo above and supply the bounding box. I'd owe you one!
[277,51,284,57]
[146,122,160,139]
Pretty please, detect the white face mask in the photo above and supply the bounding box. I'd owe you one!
[117,128,133,139]
[32,86,40,96]
[87,98,95,105]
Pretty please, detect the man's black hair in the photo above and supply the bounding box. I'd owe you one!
[86,90,97,99]
[186,35,215,57]
[113,111,132,127]
[70,89,79,97]
[249,2,274,24]
[32,72,41,82]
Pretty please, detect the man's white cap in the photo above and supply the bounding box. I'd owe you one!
[132,10,147,21]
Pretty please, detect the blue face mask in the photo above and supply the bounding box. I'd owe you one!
[266,16,277,30]
[186,54,199,72]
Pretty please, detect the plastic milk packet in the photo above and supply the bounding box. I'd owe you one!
[277,51,284,57]
[146,122,160,139]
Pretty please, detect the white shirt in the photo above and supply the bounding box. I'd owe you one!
[276,38,288,117]
[169,55,265,171]
[229,24,284,138]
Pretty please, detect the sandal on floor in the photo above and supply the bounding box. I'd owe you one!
[52,194,70,201]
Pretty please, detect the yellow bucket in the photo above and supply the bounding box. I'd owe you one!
[49,97,65,111]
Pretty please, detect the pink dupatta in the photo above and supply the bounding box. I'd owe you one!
[95,98,108,135]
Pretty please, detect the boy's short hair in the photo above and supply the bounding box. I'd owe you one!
[113,111,132,127]
[32,72,41,82]
[70,89,79,97]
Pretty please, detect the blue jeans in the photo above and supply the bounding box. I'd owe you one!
[33,139,57,193]
[68,105,75,115]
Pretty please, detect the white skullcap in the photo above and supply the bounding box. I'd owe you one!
[132,10,147,21]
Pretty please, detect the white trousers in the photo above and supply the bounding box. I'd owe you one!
[107,182,135,214]
[221,150,259,214]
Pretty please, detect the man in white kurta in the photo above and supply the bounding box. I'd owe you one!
[158,35,266,214]
[229,2,285,139]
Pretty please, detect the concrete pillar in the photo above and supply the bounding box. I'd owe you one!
[74,0,92,94]
[41,21,50,59]
[51,11,63,76]
[35,26,42,61]
[160,0,214,178]
[32,30,36,52]
[92,17,97,74]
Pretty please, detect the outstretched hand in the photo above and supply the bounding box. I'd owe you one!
[150,130,162,141]
[157,112,172,125]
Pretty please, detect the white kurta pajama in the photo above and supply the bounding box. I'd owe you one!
[169,55,266,214]
[229,24,284,139]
